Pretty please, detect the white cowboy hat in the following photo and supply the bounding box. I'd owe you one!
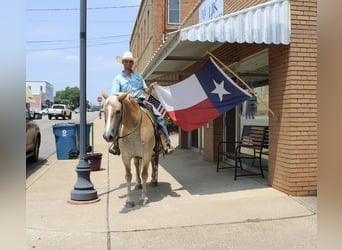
[116,51,136,63]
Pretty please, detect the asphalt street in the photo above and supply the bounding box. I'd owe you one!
[26,111,99,177]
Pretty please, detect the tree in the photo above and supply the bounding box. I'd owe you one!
[54,86,92,110]
[54,87,80,109]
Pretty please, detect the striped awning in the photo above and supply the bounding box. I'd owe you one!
[143,0,290,82]
[180,0,290,45]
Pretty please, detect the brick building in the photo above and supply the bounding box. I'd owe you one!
[130,0,317,196]
[26,81,54,111]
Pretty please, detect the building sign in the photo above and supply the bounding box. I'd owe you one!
[199,0,223,23]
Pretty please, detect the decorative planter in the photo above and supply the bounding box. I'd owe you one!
[85,152,103,171]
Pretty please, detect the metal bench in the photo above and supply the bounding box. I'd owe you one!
[217,126,269,180]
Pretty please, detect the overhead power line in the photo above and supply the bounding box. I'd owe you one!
[26,39,130,52]
[26,34,131,44]
[27,5,140,11]
[28,19,135,23]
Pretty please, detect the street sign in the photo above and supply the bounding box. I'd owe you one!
[97,96,103,103]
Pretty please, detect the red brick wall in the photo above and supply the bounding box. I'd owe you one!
[268,0,317,196]
[132,0,200,72]
[131,0,166,72]
[224,0,270,14]
[203,117,224,161]
[179,129,188,149]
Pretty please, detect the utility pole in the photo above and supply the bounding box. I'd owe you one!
[68,0,99,204]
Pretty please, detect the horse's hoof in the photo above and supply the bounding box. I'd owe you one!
[151,180,158,186]
[125,200,135,208]
[140,197,149,205]
[134,184,142,190]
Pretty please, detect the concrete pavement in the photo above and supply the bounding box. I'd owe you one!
[26,117,317,250]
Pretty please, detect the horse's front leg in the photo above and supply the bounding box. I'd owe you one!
[123,160,135,208]
[133,157,142,190]
[140,161,149,205]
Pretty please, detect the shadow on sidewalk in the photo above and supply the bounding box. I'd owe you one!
[117,181,181,213]
[97,179,182,212]
[158,148,269,196]
[26,158,48,178]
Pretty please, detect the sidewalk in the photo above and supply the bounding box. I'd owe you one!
[26,118,317,250]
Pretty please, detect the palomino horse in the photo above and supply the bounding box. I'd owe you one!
[102,92,158,207]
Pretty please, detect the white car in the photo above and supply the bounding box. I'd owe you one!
[47,104,72,120]
[39,108,49,115]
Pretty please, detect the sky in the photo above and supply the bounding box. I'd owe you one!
[26,0,141,105]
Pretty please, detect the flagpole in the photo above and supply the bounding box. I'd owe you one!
[207,51,279,121]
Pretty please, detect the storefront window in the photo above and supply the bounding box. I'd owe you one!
[240,84,269,130]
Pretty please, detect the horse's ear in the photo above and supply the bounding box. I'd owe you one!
[118,92,129,101]
[128,95,137,102]
[102,91,109,100]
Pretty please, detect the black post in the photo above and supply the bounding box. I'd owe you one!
[69,0,99,203]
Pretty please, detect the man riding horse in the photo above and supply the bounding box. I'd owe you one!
[110,51,175,155]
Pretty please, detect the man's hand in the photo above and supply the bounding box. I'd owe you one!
[149,82,158,89]
[147,82,158,94]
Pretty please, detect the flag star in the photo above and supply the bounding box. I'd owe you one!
[211,80,230,101]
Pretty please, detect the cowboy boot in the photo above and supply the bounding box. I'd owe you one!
[165,142,175,155]
[159,130,174,155]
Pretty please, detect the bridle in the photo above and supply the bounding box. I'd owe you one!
[116,100,143,140]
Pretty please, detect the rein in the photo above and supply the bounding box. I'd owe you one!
[117,105,143,139]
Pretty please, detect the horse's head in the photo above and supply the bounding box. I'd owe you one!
[102,91,129,142]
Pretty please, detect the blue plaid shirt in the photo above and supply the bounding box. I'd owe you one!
[112,71,148,99]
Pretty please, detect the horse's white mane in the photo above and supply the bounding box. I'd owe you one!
[106,92,134,105]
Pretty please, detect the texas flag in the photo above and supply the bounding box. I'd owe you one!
[154,57,252,132]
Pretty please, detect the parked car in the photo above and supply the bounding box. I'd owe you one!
[74,107,94,113]
[39,108,49,115]
[47,104,72,120]
[26,108,41,162]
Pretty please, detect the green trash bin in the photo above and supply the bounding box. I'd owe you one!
[52,123,78,160]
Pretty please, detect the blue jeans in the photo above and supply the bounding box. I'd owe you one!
[156,115,170,143]
[141,99,171,143]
